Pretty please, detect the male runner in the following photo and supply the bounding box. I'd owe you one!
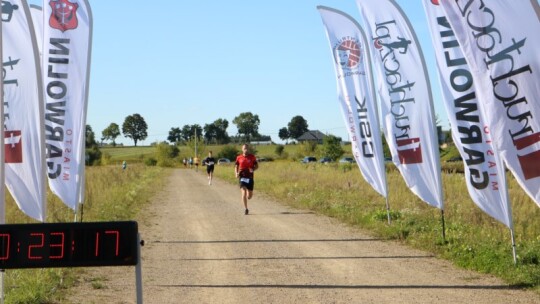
[203,151,216,185]
[234,144,258,215]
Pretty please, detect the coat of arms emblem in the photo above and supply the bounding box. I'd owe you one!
[49,0,79,32]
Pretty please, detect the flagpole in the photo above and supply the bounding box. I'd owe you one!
[510,228,517,265]
[441,210,446,242]
[0,2,5,301]
[385,197,391,224]
[502,168,517,265]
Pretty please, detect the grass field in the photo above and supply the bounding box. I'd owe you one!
[100,146,157,164]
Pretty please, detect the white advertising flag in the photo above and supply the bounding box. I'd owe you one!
[441,0,540,207]
[423,2,511,227]
[356,0,443,208]
[318,6,387,197]
[43,0,92,210]
[3,0,47,221]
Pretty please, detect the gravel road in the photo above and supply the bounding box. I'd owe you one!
[64,169,539,303]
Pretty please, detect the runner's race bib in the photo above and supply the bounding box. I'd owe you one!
[240,178,251,183]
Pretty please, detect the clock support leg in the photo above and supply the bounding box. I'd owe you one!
[136,233,143,304]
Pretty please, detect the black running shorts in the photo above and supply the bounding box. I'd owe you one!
[239,177,254,191]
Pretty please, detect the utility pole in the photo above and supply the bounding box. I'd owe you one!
[194,128,198,157]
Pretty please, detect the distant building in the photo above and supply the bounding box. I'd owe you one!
[298,130,326,144]
[251,140,273,145]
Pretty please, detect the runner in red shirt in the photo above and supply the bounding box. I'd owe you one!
[235,144,258,215]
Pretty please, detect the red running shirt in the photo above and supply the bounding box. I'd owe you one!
[235,154,257,178]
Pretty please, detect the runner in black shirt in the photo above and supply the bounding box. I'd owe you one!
[203,151,216,185]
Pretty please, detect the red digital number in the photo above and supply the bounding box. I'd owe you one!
[0,233,10,260]
[28,233,44,260]
[95,230,121,257]
[95,232,100,257]
[50,232,65,259]
[106,230,120,256]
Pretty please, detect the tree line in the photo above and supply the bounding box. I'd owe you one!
[93,112,317,147]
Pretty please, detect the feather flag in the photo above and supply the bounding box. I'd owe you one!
[318,6,387,198]
[2,0,47,221]
[423,1,511,227]
[356,0,443,209]
[440,0,540,208]
[42,0,92,210]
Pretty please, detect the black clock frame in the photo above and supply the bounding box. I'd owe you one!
[0,221,139,269]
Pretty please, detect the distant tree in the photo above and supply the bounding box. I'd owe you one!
[204,118,230,144]
[167,127,182,144]
[320,135,344,160]
[86,125,98,148]
[180,124,202,142]
[87,146,102,165]
[180,125,192,142]
[102,123,121,146]
[287,115,309,140]
[278,127,290,143]
[213,118,230,144]
[203,124,220,144]
[232,112,260,142]
[204,123,218,144]
[122,113,148,146]
[85,125,101,165]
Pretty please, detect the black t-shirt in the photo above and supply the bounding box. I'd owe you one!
[204,157,216,167]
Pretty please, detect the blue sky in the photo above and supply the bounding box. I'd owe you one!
[28,0,448,146]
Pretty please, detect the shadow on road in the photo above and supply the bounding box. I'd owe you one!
[152,284,520,290]
[154,238,382,244]
[179,255,434,261]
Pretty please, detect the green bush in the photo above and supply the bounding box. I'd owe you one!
[144,157,157,166]
[100,152,112,165]
[155,142,180,167]
[86,146,102,166]
[320,135,344,160]
[218,145,240,160]
[275,145,285,157]
[298,141,318,157]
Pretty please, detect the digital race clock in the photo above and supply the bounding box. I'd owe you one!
[0,221,139,269]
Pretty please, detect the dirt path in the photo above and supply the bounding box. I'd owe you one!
[64,169,539,303]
